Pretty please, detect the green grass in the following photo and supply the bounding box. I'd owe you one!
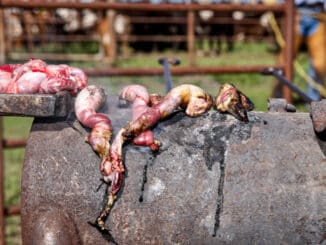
[84,41,278,112]
[112,41,276,68]
[85,41,310,112]
[14,41,100,54]
[3,41,312,244]
[3,117,32,209]
[3,117,32,245]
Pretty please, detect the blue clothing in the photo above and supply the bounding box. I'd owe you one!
[295,0,324,5]
[295,1,325,100]
[298,8,320,36]
[306,60,322,101]
[295,0,326,11]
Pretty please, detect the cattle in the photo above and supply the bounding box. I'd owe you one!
[3,0,283,59]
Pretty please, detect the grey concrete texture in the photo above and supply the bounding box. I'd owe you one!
[21,95,326,244]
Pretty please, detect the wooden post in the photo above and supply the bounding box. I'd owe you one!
[0,117,5,245]
[283,0,294,103]
[187,10,195,66]
[0,10,5,64]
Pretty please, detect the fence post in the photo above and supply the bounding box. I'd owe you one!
[187,9,195,66]
[0,9,5,64]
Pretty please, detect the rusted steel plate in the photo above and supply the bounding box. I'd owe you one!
[0,92,71,117]
[310,99,326,133]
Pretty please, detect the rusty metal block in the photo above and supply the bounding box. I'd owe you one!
[0,92,71,117]
[310,99,326,133]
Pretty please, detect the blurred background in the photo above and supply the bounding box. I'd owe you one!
[0,0,323,244]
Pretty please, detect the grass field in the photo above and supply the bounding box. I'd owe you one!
[3,40,311,244]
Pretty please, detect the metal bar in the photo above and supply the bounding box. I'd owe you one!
[0,117,4,245]
[4,205,20,216]
[128,16,187,24]
[187,10,195,66]
[261,68,313,103]
[118,35,276,43]
[14,13,277,26]
[158,58,180,92]
[9,34,100,43]
[0,10,5,64]
[0,1,286,12]
[128,16,271,25]
[283,0,295,103]
[11,32,274,44]
[2,139,26,148]
[118,35,187,42]
[107,7,117,63]
[8,34,276,47]
[84,64,284,76]
[162,60,173,92]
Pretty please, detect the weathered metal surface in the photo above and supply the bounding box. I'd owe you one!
[267,98,296,112]
[21,96,326,244]
[311,99,326,134]
[0,92,71,117]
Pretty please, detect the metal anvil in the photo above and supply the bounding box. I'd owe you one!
[19,95,326,244]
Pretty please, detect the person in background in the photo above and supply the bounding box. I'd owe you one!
[294,0,326,101]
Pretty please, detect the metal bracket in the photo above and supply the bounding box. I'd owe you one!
[267,98,296,113]
[158,57,180,92]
